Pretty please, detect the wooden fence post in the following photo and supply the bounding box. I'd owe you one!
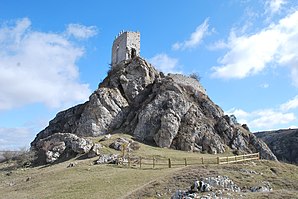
[257,152,260,160]
[139,157,142,168]
[168,158,172,168]
[153,157,155,169]
[128,157,131,167]
[184,158,187,166]
[201,157,204,164]
[226,156,229,163]
[217,157,220,164]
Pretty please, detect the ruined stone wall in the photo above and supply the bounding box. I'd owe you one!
[111,31,140,66]
[168,73,207,95]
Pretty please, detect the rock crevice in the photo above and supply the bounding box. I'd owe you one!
[31,57,277,163]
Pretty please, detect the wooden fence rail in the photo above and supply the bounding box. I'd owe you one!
[118,152,260,169]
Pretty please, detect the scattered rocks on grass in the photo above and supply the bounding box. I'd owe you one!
[109,138,129,151]
[67,162,77,168]
[172,176,273,198]
[250,181,272,192]
[95,154,118,164]
[172,176,240,199]
[6,171,12,176]
[87,143,102,158]
[239,168,259,175]
[109,138,140,151]
[99,134,112,142]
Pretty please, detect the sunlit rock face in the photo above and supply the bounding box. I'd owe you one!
[31,57,277,163]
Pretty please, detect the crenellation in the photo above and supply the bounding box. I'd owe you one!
[111,31,140,66]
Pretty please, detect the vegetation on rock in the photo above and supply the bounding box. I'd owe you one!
[31,57,277,164]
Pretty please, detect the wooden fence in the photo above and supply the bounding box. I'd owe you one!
[117,152,260,169]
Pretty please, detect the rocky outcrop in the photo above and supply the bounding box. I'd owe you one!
[31,57,277,163]
[95,154,119,164]
[172,177,272,199]
[34,133,93,163]
[255,129,298,164]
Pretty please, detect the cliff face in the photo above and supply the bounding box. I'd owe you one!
[31,57,277,162]
[255,129,298,164]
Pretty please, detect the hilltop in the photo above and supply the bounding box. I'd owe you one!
[31,56,276,164]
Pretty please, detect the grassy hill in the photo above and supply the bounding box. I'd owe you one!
[1,134,297,199]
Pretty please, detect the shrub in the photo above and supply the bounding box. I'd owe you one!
[1,148,37,167]
[189,73,201,82]
[15,148,37,167]
[242,124,250,131]
[2,151,18,162]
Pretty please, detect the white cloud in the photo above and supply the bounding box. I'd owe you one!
[0,18,94,110]
[265,0,287,15]
[66,24,97,39]
[172,18,209,50]
[149,53,180,74]
[0,127,33,150]
[260,83,269,88]
[226,107,296,131]
[280,95,298,111]
[288,125,298,129]
[250,109,295,129]
[211,10,298,86]
[208,40,228,50]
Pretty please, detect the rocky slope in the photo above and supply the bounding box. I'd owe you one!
[31,57,277,163]
[255,129,298,164]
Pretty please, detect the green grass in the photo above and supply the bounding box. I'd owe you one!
[0,159,181,199]
[127,160,298,199]
[1,134,297,199]
[92,133,234,159]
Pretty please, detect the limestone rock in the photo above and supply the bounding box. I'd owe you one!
[173,176,241,199]
[99,134,112,142]
[31,56,277,163]
[255,129,298,164]
[250,181,272,192]
[95,154,118,164]
[109,138,140,152]
[34,133,93,163]
[87,143,102,158]
[109,138,129,151]
[67,162,77,168]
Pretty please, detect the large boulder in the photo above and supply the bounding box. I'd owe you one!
[34,133,93,163]
[31,57,277,163]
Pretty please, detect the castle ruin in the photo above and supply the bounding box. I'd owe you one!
[111,31,140,66]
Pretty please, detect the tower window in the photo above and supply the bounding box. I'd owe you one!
[131,48,136,58]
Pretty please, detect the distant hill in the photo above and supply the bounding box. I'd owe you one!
[0,152,4,162]
[255,129,298,164]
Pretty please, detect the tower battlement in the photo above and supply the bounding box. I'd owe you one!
[111,31,140,66]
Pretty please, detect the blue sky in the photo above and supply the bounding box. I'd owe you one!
[1,0,298,150]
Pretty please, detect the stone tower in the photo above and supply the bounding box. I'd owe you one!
[111,31,140,66]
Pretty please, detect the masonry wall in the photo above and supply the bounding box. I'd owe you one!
[168,74,207,95]
[111,31,140,66]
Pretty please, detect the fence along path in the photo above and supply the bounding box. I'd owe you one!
[118,152,260,169]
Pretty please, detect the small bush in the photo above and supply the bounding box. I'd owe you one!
[242,124,250,131]
[16,148,37,167]
[2,151,19,162]
[1,148,37,167]
[189,73,201,82]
